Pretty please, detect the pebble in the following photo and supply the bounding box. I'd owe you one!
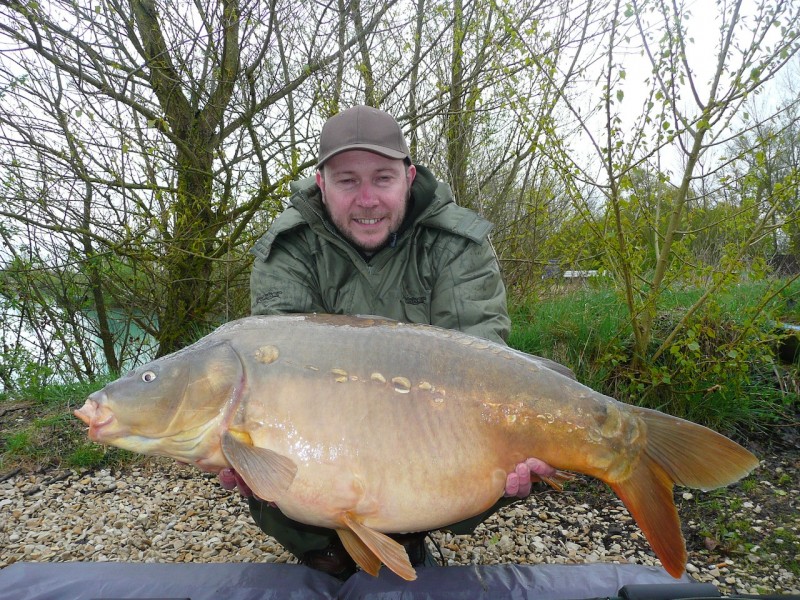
[0,459,797,596]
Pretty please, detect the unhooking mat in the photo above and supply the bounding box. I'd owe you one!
[0,561,696,600]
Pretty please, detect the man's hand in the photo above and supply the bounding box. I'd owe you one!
[504,458,557,498]
[219,468,254,497]
[219,469,281,507]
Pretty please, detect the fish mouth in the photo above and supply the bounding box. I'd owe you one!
[74,395,117,442]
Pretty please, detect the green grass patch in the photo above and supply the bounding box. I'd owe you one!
[66,443,108,469]
[6,430,35,455]
[509,280,799,434]
[509,287,629,389]
[740,478,759,494]
[26,376,115,407]
[64,443,140,470]
[0,375,129,472]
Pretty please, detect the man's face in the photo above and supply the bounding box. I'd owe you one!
[317,150,416,254]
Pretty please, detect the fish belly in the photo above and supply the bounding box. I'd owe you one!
[239,378,514,533]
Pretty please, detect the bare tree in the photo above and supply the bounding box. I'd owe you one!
[0,0,396,359]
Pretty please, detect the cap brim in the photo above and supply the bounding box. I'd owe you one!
[317,144,409,168]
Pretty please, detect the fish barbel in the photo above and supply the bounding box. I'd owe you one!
[74,314,758,581]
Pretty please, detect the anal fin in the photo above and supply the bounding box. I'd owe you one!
[221,431,297,501]
[342,513,417,581]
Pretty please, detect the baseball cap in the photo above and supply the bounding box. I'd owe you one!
[317,105,411,168]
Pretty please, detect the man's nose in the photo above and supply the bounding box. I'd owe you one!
[356,182,378,206]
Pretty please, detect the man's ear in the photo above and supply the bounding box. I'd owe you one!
[407,164,417,186]
[316,169,326,204]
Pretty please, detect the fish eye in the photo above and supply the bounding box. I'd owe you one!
[141,371,157,383]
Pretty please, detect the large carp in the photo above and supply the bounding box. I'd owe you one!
[75,314,758,581]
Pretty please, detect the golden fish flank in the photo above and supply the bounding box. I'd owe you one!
[255,345,280,364]
[362,371,430,396]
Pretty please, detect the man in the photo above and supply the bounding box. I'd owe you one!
[221,105,555,579]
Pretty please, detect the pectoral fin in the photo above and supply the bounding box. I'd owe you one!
[340,513,417,581]
[221,431,297,501]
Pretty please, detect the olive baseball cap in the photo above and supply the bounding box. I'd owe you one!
[317,105,410,168]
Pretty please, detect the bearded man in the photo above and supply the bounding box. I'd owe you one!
[226,105,555,579]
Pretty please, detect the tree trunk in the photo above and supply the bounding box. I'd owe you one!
[131,0,240,356]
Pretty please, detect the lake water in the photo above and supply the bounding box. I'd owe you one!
[1,306,157,392]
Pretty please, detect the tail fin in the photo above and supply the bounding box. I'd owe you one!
[608,406,759,578]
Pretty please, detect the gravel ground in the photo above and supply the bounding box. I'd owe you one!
[1,449,797,596]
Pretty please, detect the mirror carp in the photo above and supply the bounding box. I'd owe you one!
[75,314,758,581]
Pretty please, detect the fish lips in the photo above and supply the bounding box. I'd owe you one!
[74,393,117,442]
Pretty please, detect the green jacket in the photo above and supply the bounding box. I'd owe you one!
[250,165,510,344]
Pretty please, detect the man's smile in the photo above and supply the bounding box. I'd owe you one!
[353,217,384,226]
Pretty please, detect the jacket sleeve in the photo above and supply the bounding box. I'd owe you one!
[429,236,511,345]
[250,230,326,316]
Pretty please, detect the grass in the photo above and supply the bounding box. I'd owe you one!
[508,280,799,436]
[0,374,140,472]
[5,430,35,456]
[509,286,629,388]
